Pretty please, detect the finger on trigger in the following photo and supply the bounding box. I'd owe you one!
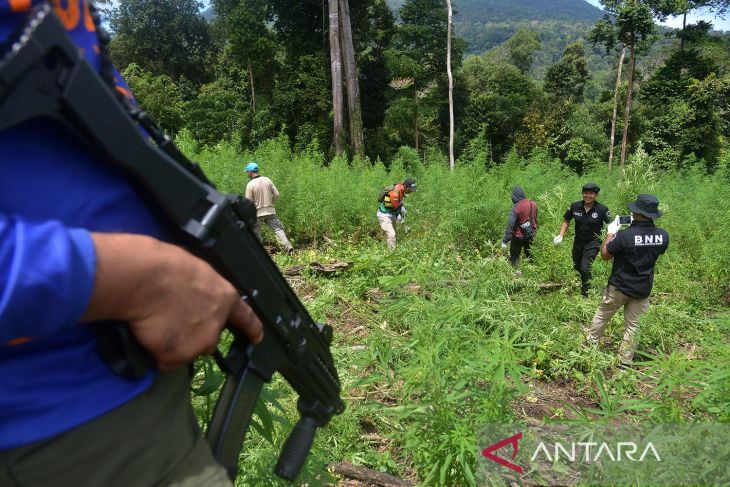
[230,298,264,344]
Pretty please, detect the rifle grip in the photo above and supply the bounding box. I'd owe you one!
[274,416,318,481]
[95,322,154,379]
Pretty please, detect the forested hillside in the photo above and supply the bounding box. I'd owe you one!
[389,0,603,21]
[388,0,603,55]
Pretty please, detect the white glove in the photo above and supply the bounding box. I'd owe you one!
[403,225,410,234]
[553,235,563,245]
[396,214,404,224]
[501,242,507,250]
[607,216,620,235]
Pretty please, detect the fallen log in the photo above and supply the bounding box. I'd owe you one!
[283,260,353,277]
[537,282,562,291]
[329,461,413,486]
[310,260,353,275]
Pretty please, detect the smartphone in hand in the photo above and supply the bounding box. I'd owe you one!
[618,215,633,225]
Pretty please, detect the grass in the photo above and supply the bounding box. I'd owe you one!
[185,135,730,486]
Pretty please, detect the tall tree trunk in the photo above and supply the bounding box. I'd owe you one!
[338,0,364,156]
[680,11,687,52]
[619,42,636,172]
[446,0,455,171]
[328,0,344,155]
[414,87,419,153]
[608,46,626,172]
[247,57,256,114]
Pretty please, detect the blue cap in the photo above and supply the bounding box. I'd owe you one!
[245,162,259,172]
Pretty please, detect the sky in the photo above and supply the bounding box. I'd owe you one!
[584,0,730,31]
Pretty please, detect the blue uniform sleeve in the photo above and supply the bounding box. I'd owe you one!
[0,215,96,345]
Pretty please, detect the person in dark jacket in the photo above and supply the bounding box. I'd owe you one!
[501,187,538,267]
[587,194,669,364]
[553,182,612,296]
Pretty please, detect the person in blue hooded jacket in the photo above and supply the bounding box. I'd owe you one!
[0,2,261,485]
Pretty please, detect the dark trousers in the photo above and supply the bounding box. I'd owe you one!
[0,369,231,487]
[509,238,533,267]
[572,239,600,295]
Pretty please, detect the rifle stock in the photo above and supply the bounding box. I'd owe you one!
[0,5,344,482]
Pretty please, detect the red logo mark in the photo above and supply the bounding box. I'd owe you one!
[481,432,524,474]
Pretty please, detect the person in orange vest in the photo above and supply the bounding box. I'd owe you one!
[501,187,538,267]
[376,178,417,249]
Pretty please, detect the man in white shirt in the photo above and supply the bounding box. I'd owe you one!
[244,162,294,255]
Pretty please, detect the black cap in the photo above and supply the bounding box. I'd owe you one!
[582,182,600,193]
[628,194,663,219]
[403,178,417,192]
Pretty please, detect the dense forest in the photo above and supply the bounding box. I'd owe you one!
[108,0,729,173]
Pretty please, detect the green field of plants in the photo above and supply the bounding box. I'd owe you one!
[187,137,730,486]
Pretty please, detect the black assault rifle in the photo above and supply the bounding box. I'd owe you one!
[0,5,344,482]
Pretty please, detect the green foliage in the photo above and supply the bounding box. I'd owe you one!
[639,44,730,169]
[185,79,246,147]
[355,0,397,161]
[612,0,661,55]
[382,0,466,155]
[114,0,728,170]
[222,0,278,112]
[396,0,460,83]
[561,137,598,174]
[446,0,603,57]
[122,64,186,135]
[110,0,213,84]
[457,124,491,167]
[504,28,542,74]
[460,55,540,160]
[271,54,331,154]
[180,138,729,484]
[590,1,660,65]
[544,42,590,101]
